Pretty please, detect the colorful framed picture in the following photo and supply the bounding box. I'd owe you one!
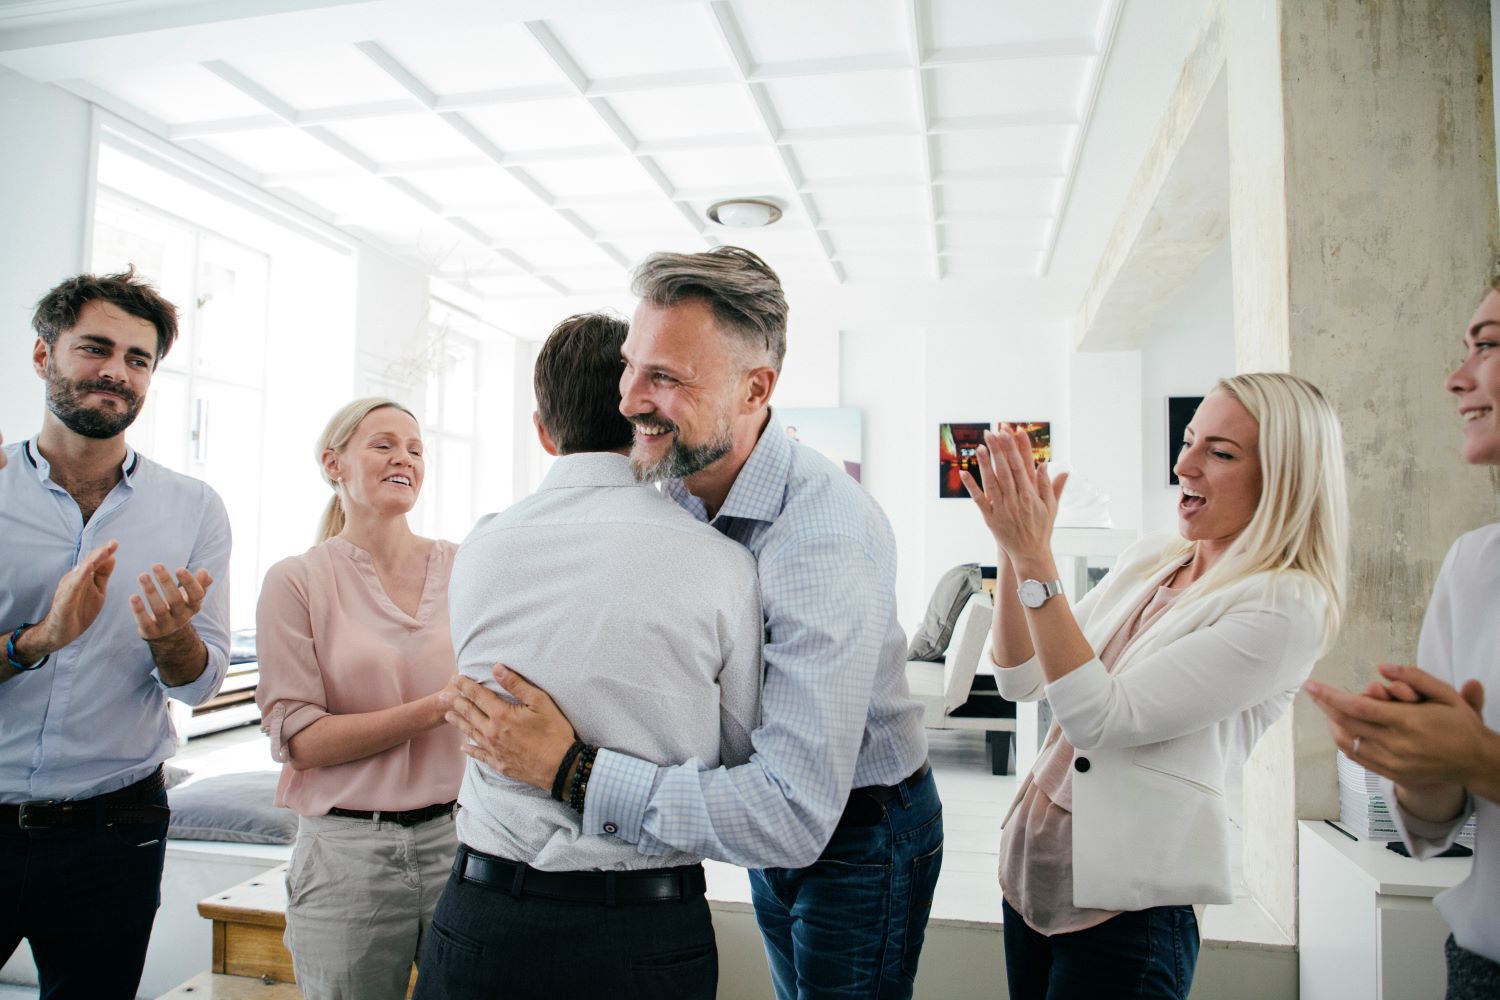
[939,422,990,498]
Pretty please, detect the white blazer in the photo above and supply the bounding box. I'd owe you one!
[995,535,1328,910]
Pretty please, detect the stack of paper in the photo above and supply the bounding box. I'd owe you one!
[1337,751,1476,846]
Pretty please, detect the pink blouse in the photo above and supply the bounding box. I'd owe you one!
[999,573,1185,935]
[254,536,465,816]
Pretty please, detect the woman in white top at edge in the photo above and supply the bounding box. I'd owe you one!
[963,372,1348,999]
[1306,277,1500,1000]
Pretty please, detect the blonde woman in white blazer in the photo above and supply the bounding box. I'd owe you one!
[962,373,1347,999]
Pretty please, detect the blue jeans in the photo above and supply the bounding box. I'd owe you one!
[1002,896,1199,1000]
[751,766,943,999]
[0,785,169,1000]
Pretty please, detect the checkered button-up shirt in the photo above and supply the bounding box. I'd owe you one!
[583,412,929,868]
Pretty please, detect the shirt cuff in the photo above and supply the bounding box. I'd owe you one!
[988,647,1046,701]
[581,748,656,842]
[1382,775,1473,855]
[155,642,227,707]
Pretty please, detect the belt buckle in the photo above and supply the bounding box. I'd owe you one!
[17,799,59,830]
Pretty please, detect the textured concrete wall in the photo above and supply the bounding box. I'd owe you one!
[1230,0,1500,937]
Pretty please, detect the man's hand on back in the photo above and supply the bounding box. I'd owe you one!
[443,666,578,791]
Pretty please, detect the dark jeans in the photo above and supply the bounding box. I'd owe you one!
[1002,896,1199,1000]
[1446,934,1500,1000]
[413,851,717,1000]
[751,765,944,999]
[0,786,169,1000]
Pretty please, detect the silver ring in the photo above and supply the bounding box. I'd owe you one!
[1351,736,1362,757]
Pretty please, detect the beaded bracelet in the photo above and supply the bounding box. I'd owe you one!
[566,744,598,813]
[550,739,586,802]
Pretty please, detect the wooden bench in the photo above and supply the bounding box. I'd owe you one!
[158,864,415,998]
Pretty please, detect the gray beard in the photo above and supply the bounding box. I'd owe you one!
[630,420,733,484]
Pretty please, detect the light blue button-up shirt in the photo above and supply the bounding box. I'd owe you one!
[0,438,231,802]
[583,413,929,869]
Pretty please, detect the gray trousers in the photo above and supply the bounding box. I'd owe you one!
[285,810,457,1000]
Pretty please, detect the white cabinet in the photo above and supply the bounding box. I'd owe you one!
[1299,820,1470,1000]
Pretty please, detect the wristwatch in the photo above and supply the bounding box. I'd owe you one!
[6,624,49,672]
[1016,579,1064,609]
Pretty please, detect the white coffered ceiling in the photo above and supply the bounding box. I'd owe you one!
[1,0,1124,302]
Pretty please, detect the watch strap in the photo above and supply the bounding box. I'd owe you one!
[6,624,48,672]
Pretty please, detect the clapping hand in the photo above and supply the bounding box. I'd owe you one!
[960,424,1068,566]
[29,540,119,655]
[130,563,213,641]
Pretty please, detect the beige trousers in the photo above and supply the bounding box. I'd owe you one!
[285,810,457,1000]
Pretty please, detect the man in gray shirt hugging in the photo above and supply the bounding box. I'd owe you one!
[415,312,762,1000]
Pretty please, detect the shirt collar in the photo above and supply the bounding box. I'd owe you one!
[537,451,640,491]
[665,408,790,525]
[22,437,140,486]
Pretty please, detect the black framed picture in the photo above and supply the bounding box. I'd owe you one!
[1167,396,1204,486]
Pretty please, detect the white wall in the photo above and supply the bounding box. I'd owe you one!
[1137,238,1236,538]
[0,68,93,440]
[1066,348,1144,534]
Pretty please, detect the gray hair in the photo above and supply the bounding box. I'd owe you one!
[631,246,788,373]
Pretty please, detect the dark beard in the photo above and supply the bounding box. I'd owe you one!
[45,364,143,440]
[629,416,732,484]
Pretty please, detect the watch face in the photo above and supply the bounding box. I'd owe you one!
[1018,580,1047,609]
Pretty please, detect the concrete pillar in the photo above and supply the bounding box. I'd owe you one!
[1227,0,1500,936]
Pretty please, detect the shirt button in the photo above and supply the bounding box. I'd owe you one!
[1074,757,1090,773]
[603,822,618,835]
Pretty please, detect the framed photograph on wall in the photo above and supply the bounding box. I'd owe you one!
[1011,421,1051,465]
[778,407,863,481]
[1167,396,1204,485]
[939,422,990,498]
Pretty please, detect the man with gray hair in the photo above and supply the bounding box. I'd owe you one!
[445,248,942,998]
[419,312,762,1000]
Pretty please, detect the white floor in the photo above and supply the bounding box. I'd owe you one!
[170,722,1284,945]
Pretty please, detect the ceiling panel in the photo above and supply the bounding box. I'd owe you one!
[761,69,918,131]
[935,126,1073,173]
[812,186,929,222]
[929,59,1088,119]
[462,207,599,246]
[321,116,479,164]
[838,254,933,280]
[370,24,569,95]
[280,175,433,224]
[398,166,540,211]
[942,249,1043,276]
[652,146,789,193]
[225,45,415,108]
[924,0,1107,50]
[825,222,932,253]
[467,273,570,298]
[521,156,663,199]
[88,64,269,124]
[569,200,700,237]
[542,4,728,79]
[193,126,351,176]
[938,180,1059,218]
[731,0,906,65]
[458,99,622,152]
[940,220,1045,249]
[602,84,763,143]
[788,135,926,182]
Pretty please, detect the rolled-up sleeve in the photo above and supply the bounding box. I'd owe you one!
[254,558,328,764]
[155,486,232,706]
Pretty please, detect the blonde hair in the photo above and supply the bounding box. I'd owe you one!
[1157,372,1349,649]
[315,397,417,543]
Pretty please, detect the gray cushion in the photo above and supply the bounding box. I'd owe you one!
[167,770,296,844]
[906,563,983,661]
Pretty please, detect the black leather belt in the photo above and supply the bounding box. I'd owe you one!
[456,844,705,906]
[1,767,168,830]
[840,760,932,827]
[327,800,456,826]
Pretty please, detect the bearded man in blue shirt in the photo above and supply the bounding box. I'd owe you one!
[0,269,231,1000]
[444,247,942,999]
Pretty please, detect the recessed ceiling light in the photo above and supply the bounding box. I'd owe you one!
[707,199,782,228]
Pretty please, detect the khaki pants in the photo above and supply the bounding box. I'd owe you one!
[285,810,457,1000]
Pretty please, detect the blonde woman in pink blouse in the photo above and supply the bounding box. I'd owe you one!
[255,398,464,1000]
